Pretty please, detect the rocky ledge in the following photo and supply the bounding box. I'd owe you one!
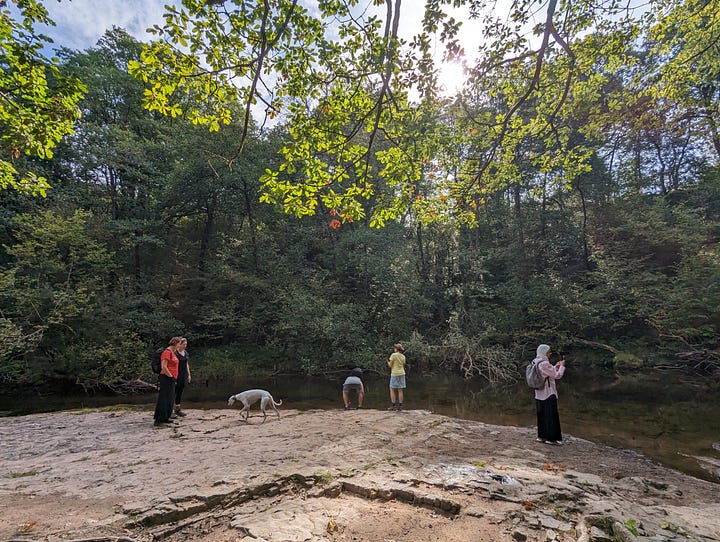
[0,408,718,542]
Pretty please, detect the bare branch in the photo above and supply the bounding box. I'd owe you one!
[228,0,299,165]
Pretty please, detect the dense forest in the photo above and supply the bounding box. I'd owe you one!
[1,1,719,391]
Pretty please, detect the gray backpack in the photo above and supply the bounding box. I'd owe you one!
[525,360,547,389]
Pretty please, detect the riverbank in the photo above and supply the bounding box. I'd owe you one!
[3,369,720,484]
[1,407,719,541]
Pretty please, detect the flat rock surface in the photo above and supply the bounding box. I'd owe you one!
[1,407,719,541]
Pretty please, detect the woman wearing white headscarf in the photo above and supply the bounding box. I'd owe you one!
[533,344,566,445]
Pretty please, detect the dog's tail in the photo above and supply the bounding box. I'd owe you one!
[273,398,283,407]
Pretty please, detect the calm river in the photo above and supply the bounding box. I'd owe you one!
[2,368,719,482]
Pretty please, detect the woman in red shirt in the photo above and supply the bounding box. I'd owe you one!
[153,336,181,426]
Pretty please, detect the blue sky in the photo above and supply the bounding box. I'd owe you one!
[35,0,484,96]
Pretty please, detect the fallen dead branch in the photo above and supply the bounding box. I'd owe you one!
[675,350,720,375]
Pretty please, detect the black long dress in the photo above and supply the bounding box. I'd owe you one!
[536,395,562,442]
[154,374,176,424]
[174,350,189,406]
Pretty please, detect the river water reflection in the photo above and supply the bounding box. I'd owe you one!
[2,368,719,482]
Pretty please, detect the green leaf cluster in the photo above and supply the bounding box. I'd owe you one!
[0,0,85,195]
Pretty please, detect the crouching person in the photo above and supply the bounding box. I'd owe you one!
[342,367,365,410]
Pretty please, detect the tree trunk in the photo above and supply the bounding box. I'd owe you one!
[134,239,141,291]
[701,87,720,161]
[575,179,591,269]
[513,183,524,246]
[416,223,428,280]
[106,166,119,220]
[198,196,216,278]
[241,175,259,271]
[652,138,667,195]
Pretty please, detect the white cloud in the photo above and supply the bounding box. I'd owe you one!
[42,0,176,52]
[37,1,486,65]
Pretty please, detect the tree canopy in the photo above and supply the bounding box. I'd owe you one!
[127,0,719,228]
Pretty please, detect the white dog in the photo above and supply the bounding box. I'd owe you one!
[228,389,282,423]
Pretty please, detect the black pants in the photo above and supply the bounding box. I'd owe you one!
[175,377,187,406]
[536,395,562,442]
[154,375,176,423]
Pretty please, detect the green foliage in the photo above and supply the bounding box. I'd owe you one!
[581,192,720,350]
[0,314,27,379]
[660,521,688,536]
[268,283,372,373]
[649,0,720,106]
[613,352,644,369]
[129,0,440,226]
[193,346,284,379]
[64,330,147,384]
[624,519,640,536]
[0,0,85,195]
[0,208,116,381]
